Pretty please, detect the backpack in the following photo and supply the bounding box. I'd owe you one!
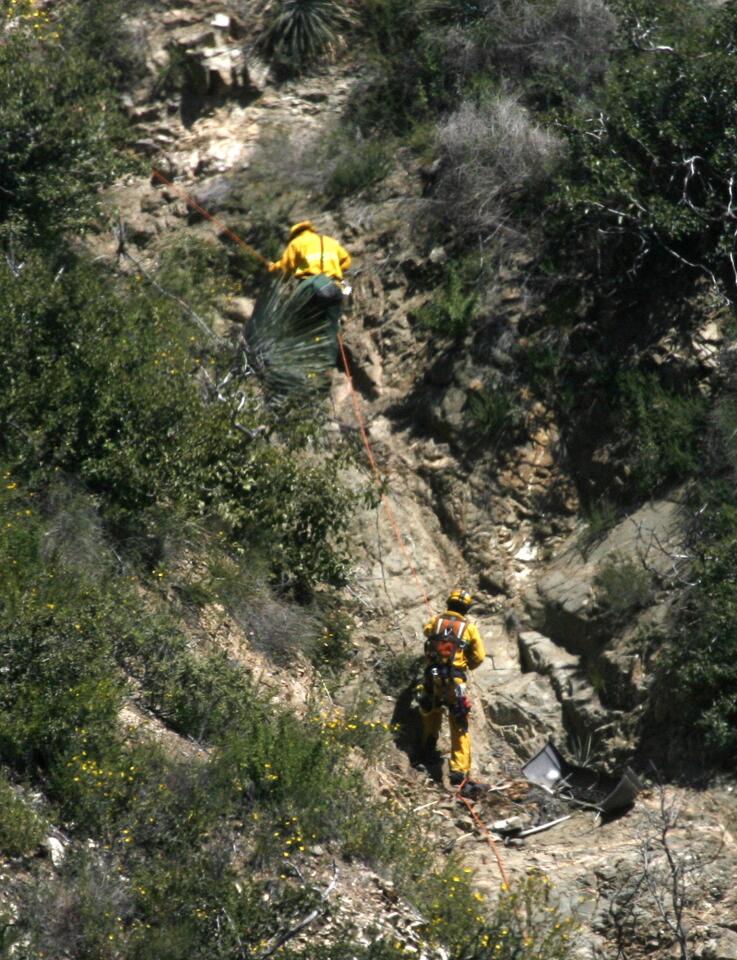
[312,236,344,305]
[427,615,468,665]
[312,273,344,306]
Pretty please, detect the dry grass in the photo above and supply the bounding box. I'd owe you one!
[433,94,563,243]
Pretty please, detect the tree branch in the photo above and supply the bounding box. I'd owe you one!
[256,863,338,959]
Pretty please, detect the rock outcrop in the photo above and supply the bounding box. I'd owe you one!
[81,3,737,954]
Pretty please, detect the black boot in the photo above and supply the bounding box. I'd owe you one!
[450,771,487,799]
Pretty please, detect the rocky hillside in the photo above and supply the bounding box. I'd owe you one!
[98,0,737,952]
[2,0,737,958]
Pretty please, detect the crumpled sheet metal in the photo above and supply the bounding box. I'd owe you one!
[599,767,643,814]
[521,741,567,788]
[522,741,643,814]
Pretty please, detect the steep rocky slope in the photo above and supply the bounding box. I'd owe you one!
[82,3,737,956]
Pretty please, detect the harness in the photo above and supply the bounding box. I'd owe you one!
[426,614,468,682]
[421,613,473,729]
[305,235,342,305]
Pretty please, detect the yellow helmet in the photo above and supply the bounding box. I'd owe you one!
[288,220,314,239]
[447,588,473,612]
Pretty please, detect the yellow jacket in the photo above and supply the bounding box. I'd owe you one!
[269,225,351,280]
[423,611,486,672]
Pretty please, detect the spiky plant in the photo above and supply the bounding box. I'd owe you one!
[257,0,354,73]
[245,278,336,399]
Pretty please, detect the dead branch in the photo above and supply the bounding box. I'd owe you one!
[598,781,727,959]
[4,251,24,278]
[256,862,338,959]
[114,220,224,348]
[630,18,675,53]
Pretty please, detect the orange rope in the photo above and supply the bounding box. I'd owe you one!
[336,339,511,883]
[151,168,271,268]
[455,778,512,887]
[150,168,508,880]
[150,167,432,611]
[337,334,432,616]
[339,337,512,884]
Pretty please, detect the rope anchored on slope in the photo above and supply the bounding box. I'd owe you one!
[143,174,510,885]
[151,167,271,269]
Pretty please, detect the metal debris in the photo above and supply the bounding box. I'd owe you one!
[518,815,572,838]
[522,741,644,816]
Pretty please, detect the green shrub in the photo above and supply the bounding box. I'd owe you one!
[128,847,315,960]
[654,499,737,765]
[519,333,572,409]
[374,649,421,696]
[710,395,737,483]
[615,369,708,499]
[320,129,393,203]
[20,849,134,958]
[0,773,45,857]
[410,870,577,959]
[308,608,355,673]
[214,706,414,868]
[471,0,617,109]
[550,0,737,299]
[467,381,523,444]
[0,568,125,772]
[58,0,148,91]
[154,652,256,743]
[416,262,479,337]
[311,700,397,757]
[0,256,355,590]
[154,235,236,320]
[353,0,478,132]
[0,6,133,245]
[18,840,306,960]
[355,0,616,133]
[594,556,653,624]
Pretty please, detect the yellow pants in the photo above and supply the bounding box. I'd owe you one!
[420,679,471,775]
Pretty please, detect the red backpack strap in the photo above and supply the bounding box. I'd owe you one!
[428,615,467,664]
[434,616,467,642]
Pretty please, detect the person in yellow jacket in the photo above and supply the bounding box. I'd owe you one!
[269,221,351,366]
[418,589,487,798]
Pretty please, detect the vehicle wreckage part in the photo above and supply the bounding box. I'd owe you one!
[522,741,643,814]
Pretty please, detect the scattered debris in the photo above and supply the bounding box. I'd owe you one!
[522,741,643,816]
[256,862,338,959]
[489,816,525,833]
[42,835,67,868]
[518,815,572,838]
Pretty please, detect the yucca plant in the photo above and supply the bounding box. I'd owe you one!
[245,278,336,399]
[257,0,354,73]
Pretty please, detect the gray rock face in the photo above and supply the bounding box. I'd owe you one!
[476,657,568,757]
[518,629,579,699]
[512,497,685,747]
[516,629,610,741]
[525,497,684,655]
[701,929,737,960]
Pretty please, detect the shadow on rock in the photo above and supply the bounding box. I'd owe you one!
[391,683,444,784]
